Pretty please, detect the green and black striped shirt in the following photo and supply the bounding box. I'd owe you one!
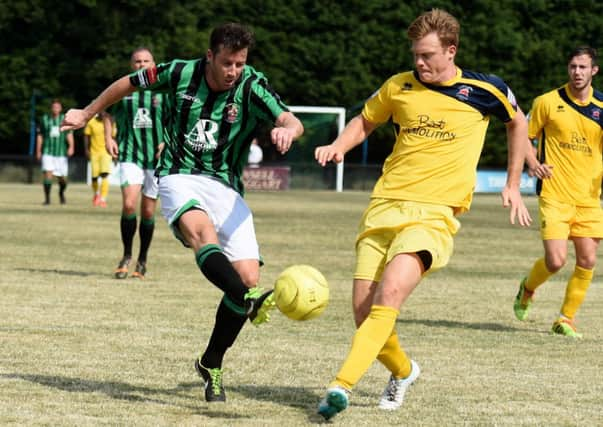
[110,92,165,169]
[129,58,288,194]
[37,114,71,156]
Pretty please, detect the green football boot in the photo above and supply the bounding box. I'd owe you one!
[244,287,275,326]
[194,358,226,402]
[513,277,533,321]
[551,318,583,339]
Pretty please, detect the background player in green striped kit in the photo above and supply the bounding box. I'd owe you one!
[104,48,166,280]
[36,99,74,205]
[61,23,304,403]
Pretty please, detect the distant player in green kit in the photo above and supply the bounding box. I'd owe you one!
[104,48,166,280]
[36,99,74,205]
[61,23,304,402]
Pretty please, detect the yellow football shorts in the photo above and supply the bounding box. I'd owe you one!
[539,197,603,240]
[90,152,113,178]
[354,199,460,282]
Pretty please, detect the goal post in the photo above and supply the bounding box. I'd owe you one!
[289,106,346,192]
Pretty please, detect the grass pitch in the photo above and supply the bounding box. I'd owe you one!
[1,183,602,426]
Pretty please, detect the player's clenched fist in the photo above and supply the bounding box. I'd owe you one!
[60,109,93,131]
[270,127,295,154]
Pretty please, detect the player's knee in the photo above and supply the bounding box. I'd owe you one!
[141,203,156,218]
[576,255,596,270]
[122,200,137,214]
[378,288,403,307]
[545,256,566,273]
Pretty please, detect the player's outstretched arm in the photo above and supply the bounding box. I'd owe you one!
[61,76,136,132]
[502,109,532,227]
[271,111,304,154]
[315,114,377,166]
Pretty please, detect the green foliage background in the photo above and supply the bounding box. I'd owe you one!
[1,0,602,166]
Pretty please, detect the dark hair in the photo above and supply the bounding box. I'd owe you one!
[209,23,255,54]
[568,46,597,66]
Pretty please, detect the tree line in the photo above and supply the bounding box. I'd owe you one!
[1,0,601,167]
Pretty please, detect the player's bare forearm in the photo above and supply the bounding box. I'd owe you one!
[102,114,115,145]
[61,76,136,131]
[35,136,42,160]
[155,142,165,159]
[272,112,304,154]
[502,111,532,227]
[105,139,119,159]
[525,138,553,179]
[66,133,74,157]
[504,110,528,188]
[84,76,135,119]
[275,112,304,139]
[315,114,376,166]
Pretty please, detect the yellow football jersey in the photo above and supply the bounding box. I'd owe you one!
[84,115,116,156]
[363,67,518,214]
[529,84,603,206]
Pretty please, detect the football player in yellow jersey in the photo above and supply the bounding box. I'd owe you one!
[515,47,603,339]
[314,9,532,420]
[84,112,115,207]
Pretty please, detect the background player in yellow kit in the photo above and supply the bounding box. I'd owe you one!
[515,46,603,338]
[84,111,115,207]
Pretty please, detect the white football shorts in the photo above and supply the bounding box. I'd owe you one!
[119,162,158,199]
[41,155,68,177]
[159,174,259,262]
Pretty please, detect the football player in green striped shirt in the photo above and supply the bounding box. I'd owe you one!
[104,48,166,280]
[61,23,304,403]
[36,99,74,205]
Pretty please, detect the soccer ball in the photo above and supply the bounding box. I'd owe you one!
[274,265,329,321]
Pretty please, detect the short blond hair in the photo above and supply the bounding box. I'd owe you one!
[407,9,460,48]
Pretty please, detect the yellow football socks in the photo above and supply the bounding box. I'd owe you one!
[92,178,99,194]
[525,257,553,292]
[331,305,398,390]
[560,266,593,319]
[377,330,412,379]
[100,178,109,200]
